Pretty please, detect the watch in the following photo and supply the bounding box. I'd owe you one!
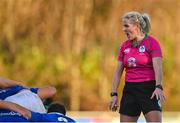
[110,92,118,97]
[156,84,163,90]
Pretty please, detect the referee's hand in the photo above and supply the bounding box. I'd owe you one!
[109,96,119,111]
[151,88,165,102]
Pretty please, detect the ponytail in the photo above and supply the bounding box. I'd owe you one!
[141,13,151,33]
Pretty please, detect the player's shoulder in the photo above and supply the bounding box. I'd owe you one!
[49,112,76,122]
[147,35,159,44]
[119,39,131,49]
[122,39,131,45]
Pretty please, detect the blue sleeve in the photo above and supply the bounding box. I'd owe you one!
[0,86,25,100]
[0,115,28,122]
[0,110,28,122]
[30,88,39,94]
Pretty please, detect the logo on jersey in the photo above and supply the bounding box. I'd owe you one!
[0,112,21,116]
[0,89,7,93]
[127,57,136,67]
[139,45,145,53]
[58,117,68,122]
[124,48,130,54]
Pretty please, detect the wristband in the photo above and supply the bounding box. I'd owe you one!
[110,92,118,97]
[156,84,163,90]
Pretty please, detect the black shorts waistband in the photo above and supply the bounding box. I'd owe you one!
[125,80,156,86]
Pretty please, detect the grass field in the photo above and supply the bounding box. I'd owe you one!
[67,111,180,122]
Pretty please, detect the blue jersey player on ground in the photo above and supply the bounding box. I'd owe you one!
[0,77,76,122]
[0,100,76,122]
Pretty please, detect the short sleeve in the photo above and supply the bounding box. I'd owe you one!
[150,39,162,58]
[117,44,125,62]
[30,88,39,94]
[0,86,25,100]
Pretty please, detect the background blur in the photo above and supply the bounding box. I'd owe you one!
[0,0,180,114]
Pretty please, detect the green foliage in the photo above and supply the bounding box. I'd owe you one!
[81,47,102,81]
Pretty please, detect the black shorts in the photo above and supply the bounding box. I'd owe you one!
[119,80,162,117]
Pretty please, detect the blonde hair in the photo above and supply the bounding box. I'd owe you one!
[122,11,151,34]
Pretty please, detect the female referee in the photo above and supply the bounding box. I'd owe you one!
[110,11,165,122]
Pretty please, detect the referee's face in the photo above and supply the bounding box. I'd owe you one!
[122,20,140,40]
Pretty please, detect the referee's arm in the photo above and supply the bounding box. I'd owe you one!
[112,61,124,93]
